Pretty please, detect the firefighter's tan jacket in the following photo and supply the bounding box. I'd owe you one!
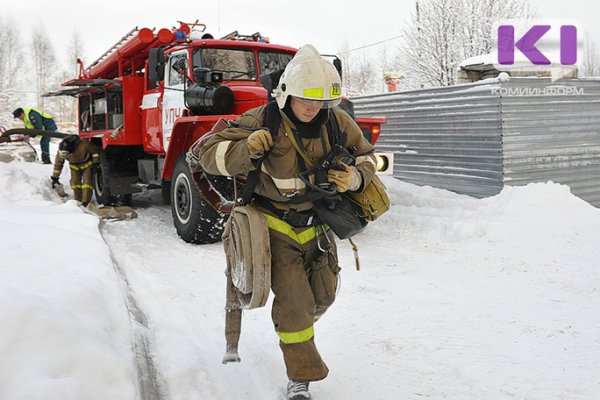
[52,140,99,178]
[198,105,376,212]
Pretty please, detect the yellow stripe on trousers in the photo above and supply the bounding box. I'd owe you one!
[71,184,94,190]
[276,325,314,344]
[70,161,94,170]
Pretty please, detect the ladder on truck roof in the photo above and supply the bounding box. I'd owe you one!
[84,27,140,74]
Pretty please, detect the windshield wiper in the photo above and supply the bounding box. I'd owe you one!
[210,69,255,79]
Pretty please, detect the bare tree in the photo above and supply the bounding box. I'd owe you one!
[398,0,535,89]
[337,41,357,96]
[398,0,462,88]
[59,30,87,125]
[581,33,600,77]
[352,51,377,95]
[338,41,381,96]
[0,16,26,116]
[31,25,58,110]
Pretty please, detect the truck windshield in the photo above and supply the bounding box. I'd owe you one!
[258,51,294,75]
[193,48,294,80]
[193,48,257,80]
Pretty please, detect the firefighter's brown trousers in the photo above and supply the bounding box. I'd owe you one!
[268,224,340,382]
[70,164,94,204]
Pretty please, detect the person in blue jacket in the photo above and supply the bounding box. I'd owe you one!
[12,107,57,164]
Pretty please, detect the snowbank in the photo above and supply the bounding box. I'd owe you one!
[0,161,137,400]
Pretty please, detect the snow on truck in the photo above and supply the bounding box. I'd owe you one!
[44,21,389,244]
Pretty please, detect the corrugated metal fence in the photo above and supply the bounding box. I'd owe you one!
[352,77,600,206]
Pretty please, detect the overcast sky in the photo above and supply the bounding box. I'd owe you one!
[1,0,598,69]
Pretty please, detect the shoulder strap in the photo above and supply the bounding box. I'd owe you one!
[263,101,280,140]
[326,109,346,147]
[240,101,280,205]
[283,122,316,168]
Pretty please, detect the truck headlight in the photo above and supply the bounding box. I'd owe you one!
[375,153,393,175]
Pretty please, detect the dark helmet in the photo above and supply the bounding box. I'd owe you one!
[59,135,81,154]
[12,108,24,118]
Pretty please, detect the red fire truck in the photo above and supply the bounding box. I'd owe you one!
[45,22,388,244]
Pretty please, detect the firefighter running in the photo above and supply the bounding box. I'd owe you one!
[51,135,99,207]
[198,45,376,400]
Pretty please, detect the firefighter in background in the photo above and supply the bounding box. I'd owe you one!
[12,107,57,164]
[51,135,99,207]
[198,45,375,400]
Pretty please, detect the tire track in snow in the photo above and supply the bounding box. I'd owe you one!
[98,219,168,400]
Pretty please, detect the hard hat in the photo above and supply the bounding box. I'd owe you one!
[273,44,342,109]
[12,108,24,118]
[59,135,81,155]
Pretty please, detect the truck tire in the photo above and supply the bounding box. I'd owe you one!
[171,155,226,244]
[94,151,132,206]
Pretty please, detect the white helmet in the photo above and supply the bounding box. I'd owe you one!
[273,44,342,109]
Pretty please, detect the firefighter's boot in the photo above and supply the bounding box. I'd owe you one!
[286,380,310,400]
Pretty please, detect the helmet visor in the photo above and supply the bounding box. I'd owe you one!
[293,96,341,109]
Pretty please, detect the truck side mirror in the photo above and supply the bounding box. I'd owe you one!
[193,67,210,84]
[173,57,187,74]
[193,67,223,84]
[148,48,166,82]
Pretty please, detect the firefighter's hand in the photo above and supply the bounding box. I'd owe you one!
[51,176,60,189]
[247,129,273,159]
[327,163,361,193]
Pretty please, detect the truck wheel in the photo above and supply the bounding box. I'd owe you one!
[94,151,132,206]
[171,155,226,244]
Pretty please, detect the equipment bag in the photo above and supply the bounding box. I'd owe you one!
[347,174,390,222]
[313,195,367,239]
[324,110,391,223]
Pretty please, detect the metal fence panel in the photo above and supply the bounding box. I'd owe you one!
[353,81,504,198]
[501,78,600,206]
[352,78,600,207]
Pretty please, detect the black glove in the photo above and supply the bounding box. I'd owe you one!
[51,176,60,189]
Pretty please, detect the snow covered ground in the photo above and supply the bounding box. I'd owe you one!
[1,150,599,400]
